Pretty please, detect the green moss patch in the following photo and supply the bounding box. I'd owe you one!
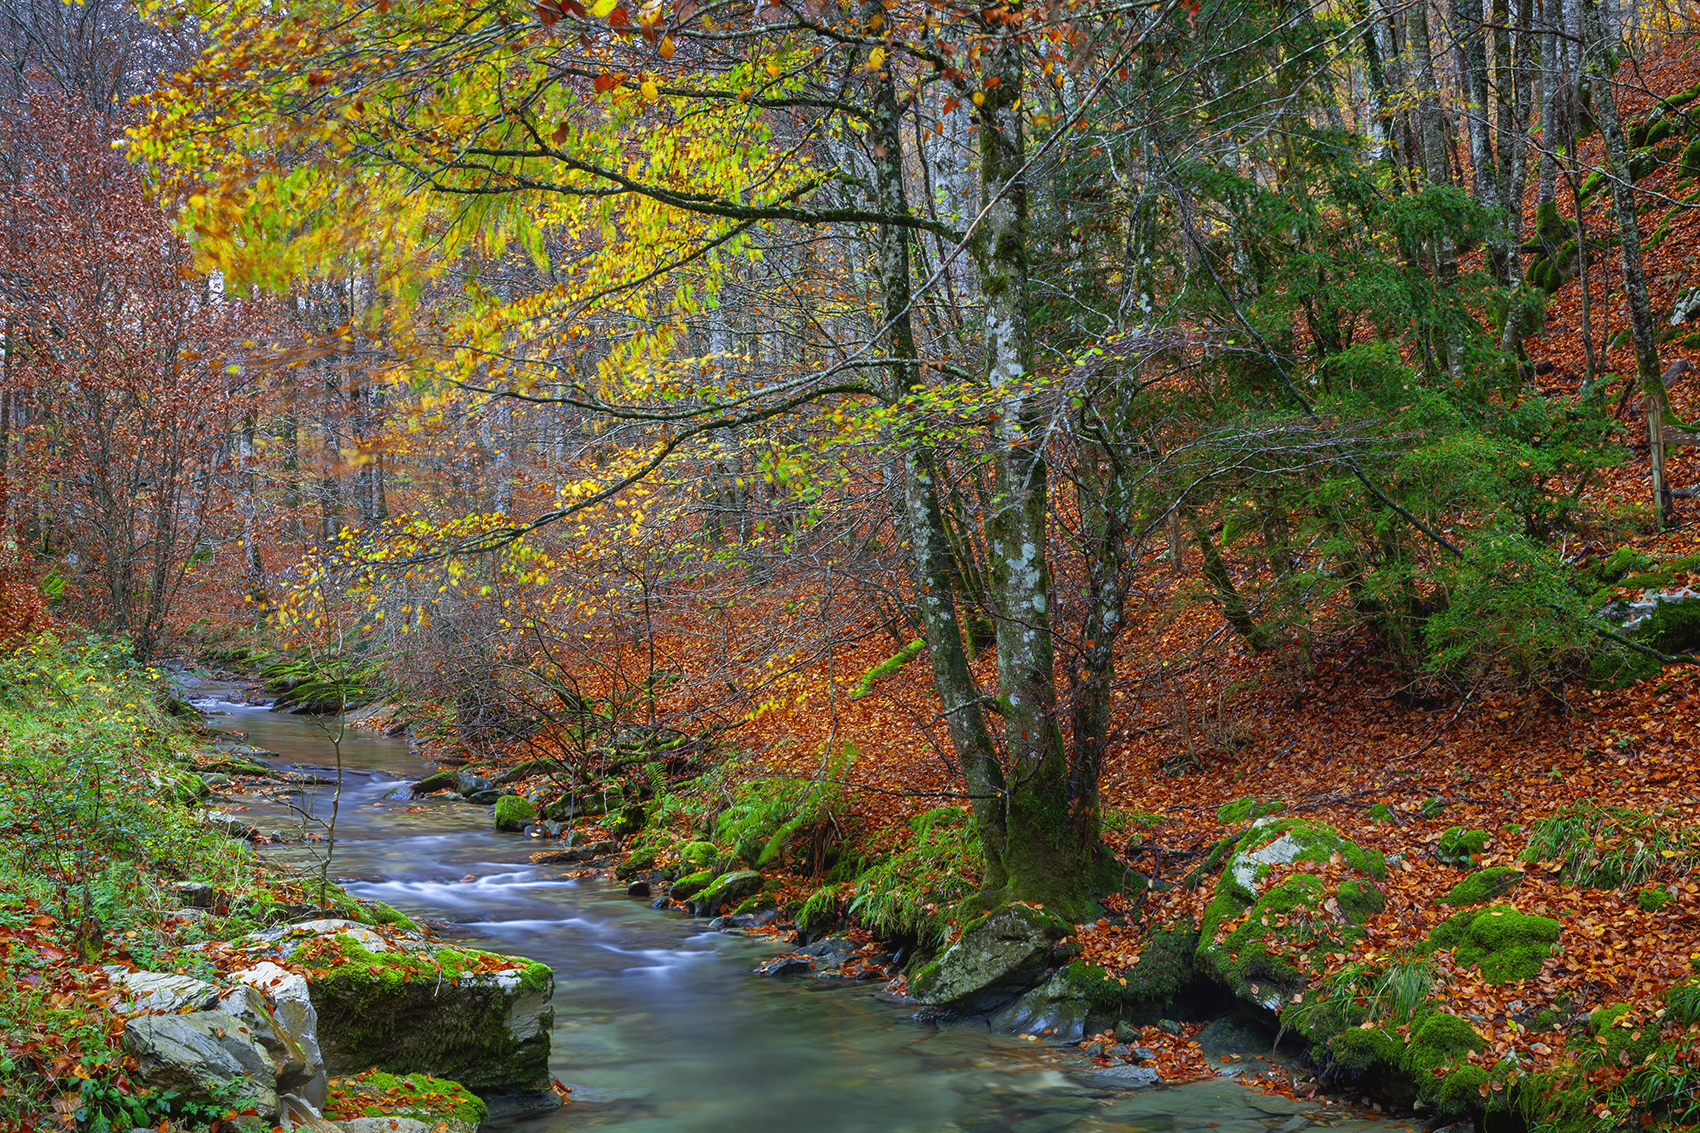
[323,1070,488,1128]
[1440,867,1522,907]
[1217,796,1286,824]
[1637,885,1674,912]
[1429,905,1561,984]
[671,869,715,899]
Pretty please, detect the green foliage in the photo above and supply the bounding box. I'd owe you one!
[709,744,852,870]
[848,807,980,944]
[1522,803,1694,888]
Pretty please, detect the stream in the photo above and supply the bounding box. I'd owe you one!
[184,688,1421,1133]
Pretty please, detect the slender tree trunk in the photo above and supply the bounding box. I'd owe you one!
[1580,0,1670,522]
[859,6,1009,886]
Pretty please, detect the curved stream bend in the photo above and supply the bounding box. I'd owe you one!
[187,690,1418,1133]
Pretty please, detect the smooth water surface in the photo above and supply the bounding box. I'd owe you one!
[186,688,1417,1133]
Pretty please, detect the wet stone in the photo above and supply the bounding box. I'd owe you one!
[753,954,815,976]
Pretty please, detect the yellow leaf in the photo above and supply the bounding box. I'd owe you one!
[591,0,617,15]
[765,59,783,78]
[640,79,658,101]
[972,91,985,106]
[865,47,886,70]
[659,34,675,58]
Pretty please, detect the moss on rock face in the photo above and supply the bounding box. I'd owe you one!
[295,932,554,1091]
[1429,905,1560,984]
[681,841,718,868]
[1195,819,1386,1009]
[1366,803,1393,823]
[1404,1013,1489,1116]
[1440,867,1522,907]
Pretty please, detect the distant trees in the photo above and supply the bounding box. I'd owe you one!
[0,0,276,658]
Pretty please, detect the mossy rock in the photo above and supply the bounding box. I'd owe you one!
[1429,905,1561,984]
[1629,147,1659,181]
[1633,596,1700,654]
[292,931,554,1091]
[1609,327,1635,351]
[1217,796,1286,824]
[670,869,716,900]
[1403,1013,1489,1116]
[681,841,718,868]
[1195,819,1386,1009]
[323,1070,487,1132]
[615,848,657,881]
[492,795,536,831]
[796,885,842,937]
[1329,1024,1405,1072]
[608,802,647,839]
[691,869,762,915]
[1637,886,1674,911]
[1419,796,1449,819]
[1436,826,1491,868]
[1440,867,1522,907]
[909,903,1072,1012]
[1589,1003,1659,1066]
[1365,802,1393,824]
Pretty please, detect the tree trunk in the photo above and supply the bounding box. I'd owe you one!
[1580,0,1671,522]
[968,0,1098,917]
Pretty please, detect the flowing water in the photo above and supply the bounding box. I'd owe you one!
[184,687,1419,1133]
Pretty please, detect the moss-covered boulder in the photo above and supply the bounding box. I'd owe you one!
[910,903,1071,1014]
[1195,818,1386,1010]
[989,921,1203,1040]
[1590,1003,1659,1066]
[681,841,718,868]
[670,869,716,900]
[1435,826,1490,867]
[492,795,536,831]
[1428,905,1561,984]
[1439,866,1522,907]
[1638,885,1674,912]
[240,920,556,1107]
[689,869,762,916]
[1404,1012,1490,1116]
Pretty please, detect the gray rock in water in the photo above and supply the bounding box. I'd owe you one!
[626,880,652,898]
[910,903,1070,1014]
[754,954,816,976]
[1077,1063,1162,1089]
[988,969,1092,1042]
